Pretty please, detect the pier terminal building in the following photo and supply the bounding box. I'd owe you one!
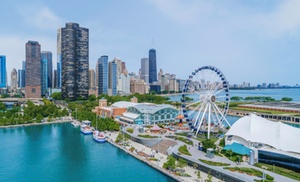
[225,114,300,172]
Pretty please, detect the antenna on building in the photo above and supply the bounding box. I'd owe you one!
[152,38,155,48]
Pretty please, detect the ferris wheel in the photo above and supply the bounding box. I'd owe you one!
[181,66,231,139]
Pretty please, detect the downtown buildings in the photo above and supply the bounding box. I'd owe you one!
[59,22,89,100]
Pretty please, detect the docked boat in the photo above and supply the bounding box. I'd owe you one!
[93,130,106,143]
[80,120,93,135]
[71,121,80,127]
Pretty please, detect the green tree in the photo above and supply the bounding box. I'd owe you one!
[230,96,243,101]
[36,113,44,123]
[197,171,201,179]
[202,139,216,151]
[177,158,187,169]
[163,155,176,170]
[0,102,6,111]
[51,92,62,100]
[281,97,293,102]
[206,174,213,182]
[88,94,96,101]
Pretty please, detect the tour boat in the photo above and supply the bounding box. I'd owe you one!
[80,120,93,135]
[93,130,106,143]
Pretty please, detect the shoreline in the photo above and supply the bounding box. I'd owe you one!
[0,119,72,129]
[106,137,183,182]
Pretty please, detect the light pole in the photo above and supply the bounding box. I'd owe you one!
[75,108,77,120]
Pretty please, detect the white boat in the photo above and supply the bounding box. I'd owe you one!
[71,121,80,127]
[80,120,93,135]
[93,130,106,143]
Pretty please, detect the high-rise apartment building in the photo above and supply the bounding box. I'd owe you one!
[89,69,95,89]
[41,51,52,88]
[98,56,108,95]
[130,79,147,94]
[41,58,48,96]
[10,68,18,91]
[25,41,41,98]
[141,57,149,84]
[149,48,157,84]
[60,22,89,100]
[0,55,6,88]
[108,60,117,96]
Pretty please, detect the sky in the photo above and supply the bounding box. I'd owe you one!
[1,0,300,86]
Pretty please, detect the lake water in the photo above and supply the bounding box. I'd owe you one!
[0,123,175,182]
[167,88,300,102]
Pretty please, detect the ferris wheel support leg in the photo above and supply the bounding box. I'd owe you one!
[207,103,211,139]
[195,103,208,137]
[212,103,231,127]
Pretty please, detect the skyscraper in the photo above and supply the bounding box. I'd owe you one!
[108,60,117,96]
[57,28,62,88]
[141,57,149,84]
[89,69,95,89]
[98,56,108,95]
[60,22,89,100]
[41,58,48,96]
[10,68,18,91]
[0,55,6,88]
[149,48,157,84]
[18,69,25,88]
[41,51,52,88]
[53,69,57,88]
[25,41,41,98]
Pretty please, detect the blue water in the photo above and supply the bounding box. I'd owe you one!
[168,88,300,102]
[0,123,175,182]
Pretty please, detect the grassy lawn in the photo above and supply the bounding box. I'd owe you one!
[176,136,193,145]
[195,135,219,144]
[254,163,300,181]
[137,134,159,138]
[178,145,192,156]
[224,167,274,181]
[199,159,230,166]
[126,128,134,133]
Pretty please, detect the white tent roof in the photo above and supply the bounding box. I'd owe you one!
[226,114,300,154]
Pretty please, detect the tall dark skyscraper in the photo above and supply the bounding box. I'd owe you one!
[148,48,157,84]
[41,51,52,88]
[25,41,41,98]
[60,22,89,100]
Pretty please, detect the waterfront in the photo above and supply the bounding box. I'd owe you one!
[0,123,175,182]
[167,88,300,102]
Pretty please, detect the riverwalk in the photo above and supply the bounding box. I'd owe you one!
[0,117,73,129]
[106,131,220,182]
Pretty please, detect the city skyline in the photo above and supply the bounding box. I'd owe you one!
[1,1,300,86]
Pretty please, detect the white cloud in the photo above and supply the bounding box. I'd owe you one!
[150,0,300,38]
[18,5,63,30]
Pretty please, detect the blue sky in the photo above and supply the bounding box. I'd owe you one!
[1,0,300,86]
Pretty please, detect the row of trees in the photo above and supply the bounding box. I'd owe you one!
[230,96,292,102]
[0,99,69,126]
